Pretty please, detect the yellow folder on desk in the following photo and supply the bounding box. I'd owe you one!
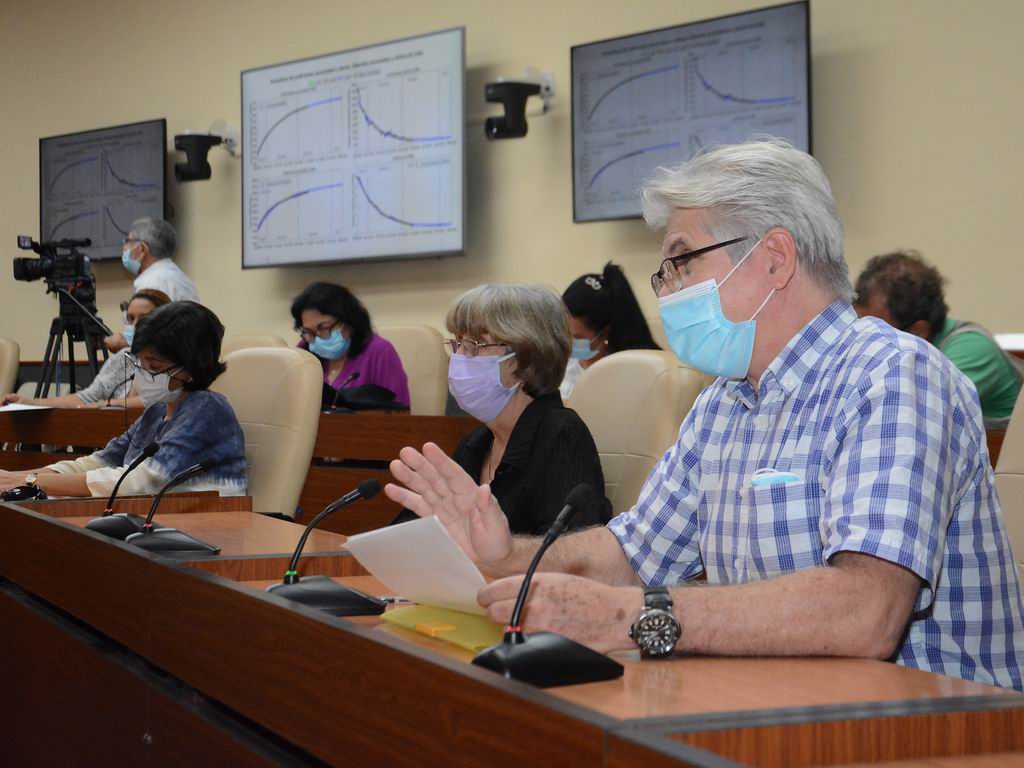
[381,605,504,651]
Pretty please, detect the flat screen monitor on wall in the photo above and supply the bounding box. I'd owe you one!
[571,1,810,223]
[241,27,465,268]
[39,119,167,260]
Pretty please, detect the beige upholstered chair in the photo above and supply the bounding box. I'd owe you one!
[377,324,448,416]
[645,314,669,352]
[995,392,1024,580]
[222,333,289,356]
[210,348,322,518]
[0,338,19,395]
[640,319,718,391]
[570,350,707,513]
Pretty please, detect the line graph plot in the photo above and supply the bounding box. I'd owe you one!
[584,65,679,124]
[691,61,796,107]
[349,69,454,152]
[684,42,803,117]
[46,209,98,240]
[256,181,345,231]
[249,91,346,164]
[46,156,98,196]
[577,64,681,133]
[353,89,450,144]
[255,96,344,157]
[352,160,453,235]
[104,206,129,238]
[586,142,679,190]
[354,175,450,229]
[105,156,159,190]
[249,175,346,246]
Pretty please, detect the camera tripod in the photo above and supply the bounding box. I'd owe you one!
[34,292,110,398]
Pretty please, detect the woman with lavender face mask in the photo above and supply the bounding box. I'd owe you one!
[393,284,611,535]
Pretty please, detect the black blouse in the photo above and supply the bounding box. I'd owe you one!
[394,392,612,534]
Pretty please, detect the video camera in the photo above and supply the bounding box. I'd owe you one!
[14,235,94,287]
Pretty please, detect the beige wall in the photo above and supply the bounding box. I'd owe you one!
[0,0,1021,359]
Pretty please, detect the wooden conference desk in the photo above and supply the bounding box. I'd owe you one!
[0,407,477,534]
[2,501,1023,767]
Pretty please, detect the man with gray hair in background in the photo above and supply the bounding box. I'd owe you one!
[106,217,199,351]
[386,139,1024,689]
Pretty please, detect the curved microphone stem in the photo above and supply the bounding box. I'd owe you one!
[103,442,159,516]
[141,459,216,531]
[283,479,380,583]
[504,485,594,642]
[142,484,175,532]
[505,541,551,644]
[284,498,348,580]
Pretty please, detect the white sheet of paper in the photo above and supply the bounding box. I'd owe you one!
[344,516,487,615]
[0,403,52,412]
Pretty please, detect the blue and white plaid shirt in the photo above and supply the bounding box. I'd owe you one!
[609,301,1024,689]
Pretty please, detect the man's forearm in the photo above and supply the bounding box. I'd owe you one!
[486,527,641,586]
[666,554,919,658]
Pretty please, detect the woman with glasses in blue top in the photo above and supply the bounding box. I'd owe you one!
[0,302,247,498]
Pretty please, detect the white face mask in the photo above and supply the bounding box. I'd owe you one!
[136,371,184,407]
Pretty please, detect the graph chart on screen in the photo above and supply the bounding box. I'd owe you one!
[571,2,809,222]
[39,120,166,260]
[242,28,464,267]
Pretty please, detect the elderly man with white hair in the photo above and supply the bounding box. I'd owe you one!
[386,139,1024,690]
[107,216,199,351]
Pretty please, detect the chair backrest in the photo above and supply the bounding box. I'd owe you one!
[210,348,322,517]
[0,338,19,395]
[570,350,707,513]
[995,391,1024,581]
[639,319,717,390]
[222,333,289,357]
[377,324,447,416]
[645,314,669,352]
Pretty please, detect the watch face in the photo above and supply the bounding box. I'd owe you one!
[636,609,680,657]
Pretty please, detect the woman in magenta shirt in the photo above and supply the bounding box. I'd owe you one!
[291,282,410,407]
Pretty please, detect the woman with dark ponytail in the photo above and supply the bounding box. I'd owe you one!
[560,262,660,399]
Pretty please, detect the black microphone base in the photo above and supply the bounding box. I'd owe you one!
[85,513,160,540]
[125,528,220,555]
[472,632,624,688]
[266,575,386,616]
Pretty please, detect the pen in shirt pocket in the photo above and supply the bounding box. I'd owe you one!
[750,467,803,487]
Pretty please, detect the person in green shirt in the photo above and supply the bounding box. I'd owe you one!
[853,250,1022,427]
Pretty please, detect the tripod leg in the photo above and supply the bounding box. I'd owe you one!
[67,332,77,394]
[37,320,62,398]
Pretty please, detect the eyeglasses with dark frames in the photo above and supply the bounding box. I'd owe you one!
[650,235,752,296]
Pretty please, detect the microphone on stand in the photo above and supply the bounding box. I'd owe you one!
[84,442,160,539]
[266,479,386,615]
[125,457,227,555]
[326,371,360,411]
[471,484,624,688]
[103,371,137,408]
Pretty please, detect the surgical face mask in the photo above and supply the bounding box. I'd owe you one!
[122,325,135,347]
[308,328,350,360]
[448,352,519,422]
[122,247,141,276]
[657,239,773,379]
[571,337,601,361]
[136,370,184,407]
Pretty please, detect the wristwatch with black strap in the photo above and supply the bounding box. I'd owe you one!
[628,586,681,658]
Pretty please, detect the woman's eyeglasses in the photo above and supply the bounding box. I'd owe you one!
[442,338,510,357]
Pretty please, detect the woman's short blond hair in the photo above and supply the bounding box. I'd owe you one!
[447,284,571,396]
